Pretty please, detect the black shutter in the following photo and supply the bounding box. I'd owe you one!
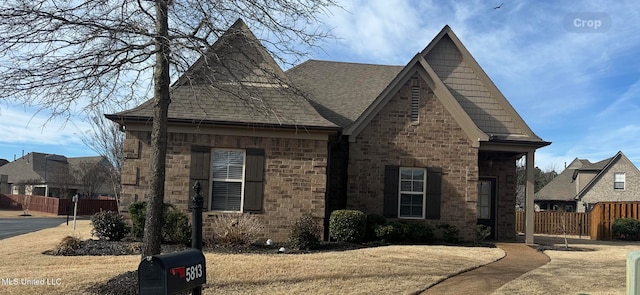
[383,165,399,218]
[190,146,210,211]
[425,167,442,219]
[243,148,265,213]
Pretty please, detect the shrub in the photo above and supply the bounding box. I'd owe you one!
[612,218,640,240]
[473,225,492,245]
[437,223,460,244]
[374,221,406,242]
[163,206,192,246]
[128,201,192,244]
[329,210,367,242]
[52,235,84,255]
[128,201,147,239]
[406,222,434,243]
[211,214,264,247]
[289,213,321,250]
[91,211,130,241]
[365,214,387,241]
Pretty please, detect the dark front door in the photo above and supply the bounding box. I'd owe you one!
[477,179,496,239]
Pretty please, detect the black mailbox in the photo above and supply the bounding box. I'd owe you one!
[138,248,206,295]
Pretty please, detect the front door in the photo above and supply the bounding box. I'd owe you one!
[477,179,496,239]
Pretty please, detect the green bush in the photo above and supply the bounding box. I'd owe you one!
[128,201,147,239]
[90,211,130,241]
[374,222,404,242]
[329,210,367,242]
[473,225,492,245]
[365,214,387,241]
[612,218,640,240]
[163,206,192,246]
[128,201,192,244]
[437,223,460,244]
[289,213,321,250]
[406,222,434,243]
[211,214,264,247]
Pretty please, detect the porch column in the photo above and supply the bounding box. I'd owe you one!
[525,150,535,244]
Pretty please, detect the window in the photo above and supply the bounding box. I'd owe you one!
[398,167,426,218]
[190,146,264,213]
[211,149,245,211]
[477,181,491,219]
[384,166,441,219]
[614,173,625,190]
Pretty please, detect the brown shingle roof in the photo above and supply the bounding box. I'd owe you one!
[108,19,337,130]
[287,60,403,127]
[111,84,337,128]
[535,164,578,201]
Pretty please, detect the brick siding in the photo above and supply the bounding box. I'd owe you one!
[119,131,328,242]
[347,76,481,240]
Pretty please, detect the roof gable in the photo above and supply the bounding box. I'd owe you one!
[174,19,290,87]
[575,151,640,200]
[344,53,487,146]
[421,26,543,143]
[536,151,640,202]
[108,19,337,130]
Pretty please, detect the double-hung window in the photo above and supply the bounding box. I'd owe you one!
[614,172,625,190]
[399,167,426,219]
[211,149,245,211]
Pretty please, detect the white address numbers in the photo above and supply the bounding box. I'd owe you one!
[185,264,203,282]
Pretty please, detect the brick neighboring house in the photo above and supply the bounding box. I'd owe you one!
[536,151,640,213]
[107,19,549,242]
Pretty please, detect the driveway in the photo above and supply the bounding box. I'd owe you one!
[0,217,67,240]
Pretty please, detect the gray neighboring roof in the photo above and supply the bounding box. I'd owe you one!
[286,60,403,127]
[107,19,337,130]
[535,161,579,201]
[536,151,638,202]
[0,158,43,184]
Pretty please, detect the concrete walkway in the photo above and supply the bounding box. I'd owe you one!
[421,242,549,295]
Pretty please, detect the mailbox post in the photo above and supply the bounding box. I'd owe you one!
[190,181,204,295]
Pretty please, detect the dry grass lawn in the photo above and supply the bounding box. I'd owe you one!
[0,220,504,295]
[496,239,640,295]
[0,209,60,218]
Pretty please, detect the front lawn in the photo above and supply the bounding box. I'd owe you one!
[0,220,504,295]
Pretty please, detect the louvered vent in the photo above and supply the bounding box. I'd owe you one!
[411,85,420,122]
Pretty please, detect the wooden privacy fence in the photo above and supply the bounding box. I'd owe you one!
[590,202,640,240]
[515,211,590,236]
[0,194,117,215]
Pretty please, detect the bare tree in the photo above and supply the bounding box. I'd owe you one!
[81,109,123,206]
[73,159,110,198]
[0,0,337,256]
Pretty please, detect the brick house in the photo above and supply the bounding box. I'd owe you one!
[107,19,549,242]
[536,151,640,212]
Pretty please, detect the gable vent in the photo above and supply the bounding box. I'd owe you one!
[411,85,420,122]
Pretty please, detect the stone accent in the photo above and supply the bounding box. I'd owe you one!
[577,157,640,212]
[119,131,328,242]
[347,75,480,240]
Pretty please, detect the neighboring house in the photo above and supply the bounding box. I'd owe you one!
[106,19,549,242]
[536,151,640,213]
[0,152,114,198]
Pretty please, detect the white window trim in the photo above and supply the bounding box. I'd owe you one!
[210,148,246,212]
[614,172,625,190]
[398,167,427,219]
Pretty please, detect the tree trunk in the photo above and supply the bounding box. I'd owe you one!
[142,0,171,257]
